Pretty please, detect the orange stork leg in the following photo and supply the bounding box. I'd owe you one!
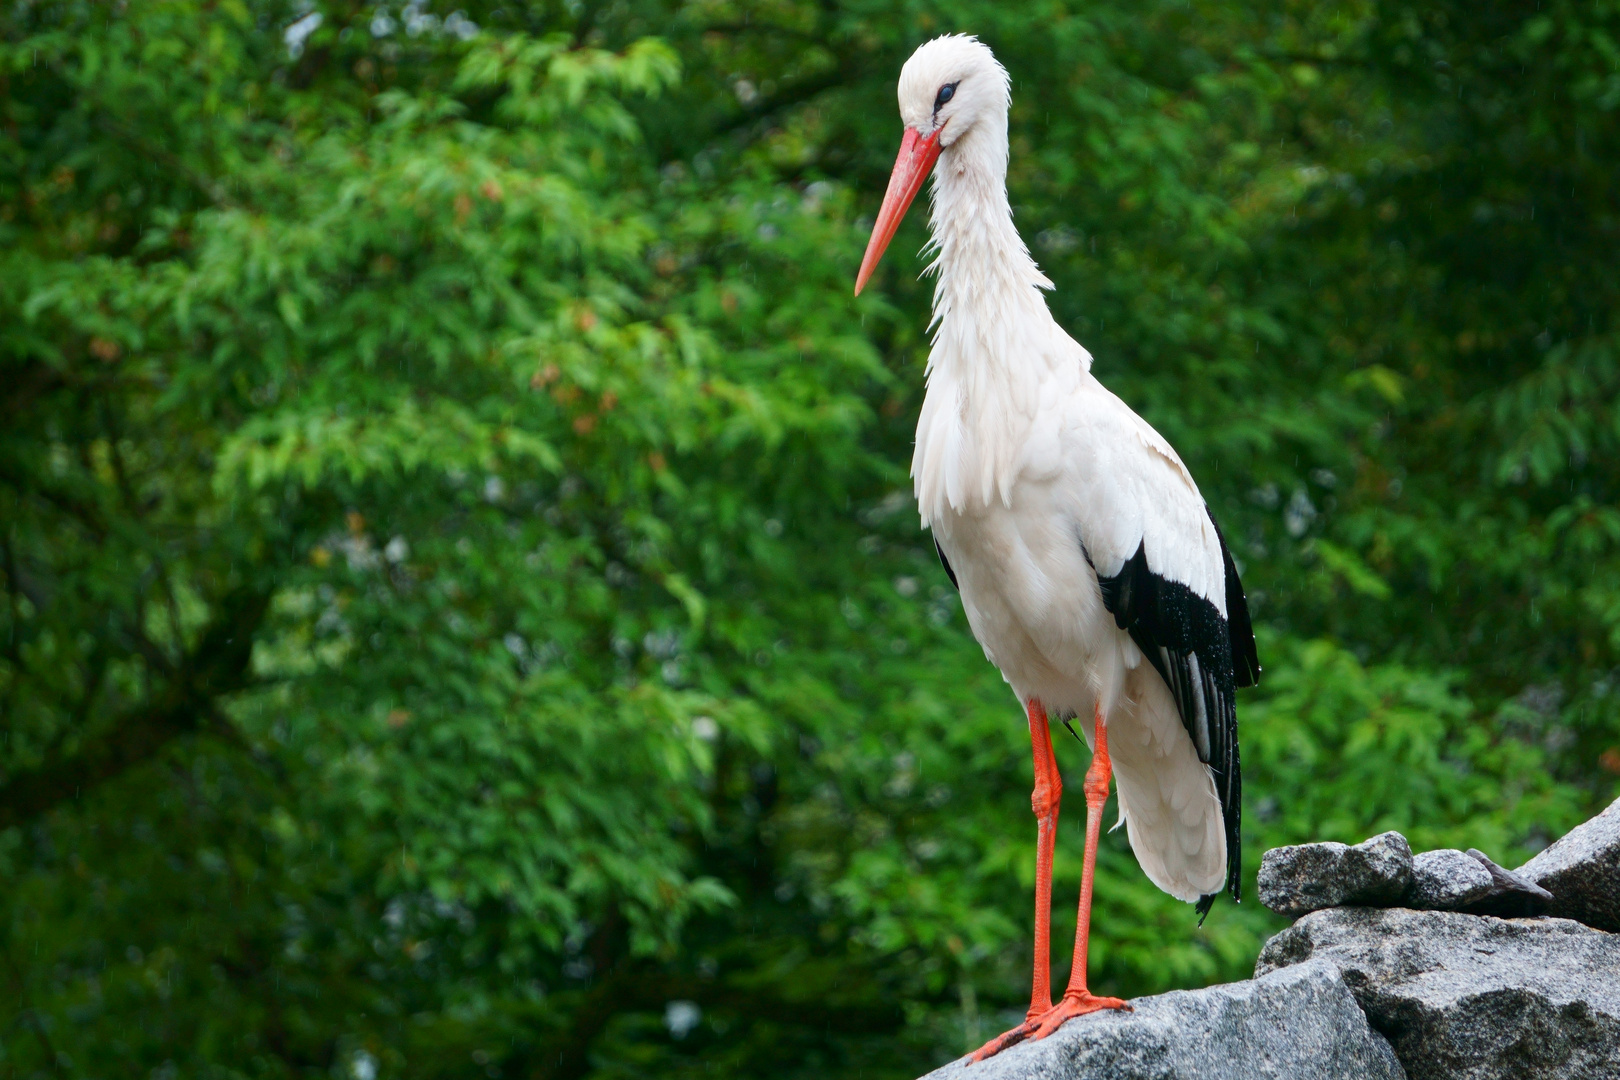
[1029,702,1130,1038]
[970,702,1128,1064]
[969,698,1063,1062]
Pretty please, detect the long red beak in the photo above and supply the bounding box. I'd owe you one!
[854,127,943,296]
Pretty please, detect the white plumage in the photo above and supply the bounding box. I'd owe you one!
[855,35,1259,1055]
[926,413,1227,900]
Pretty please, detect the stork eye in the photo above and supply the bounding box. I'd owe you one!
[934,82,959,111]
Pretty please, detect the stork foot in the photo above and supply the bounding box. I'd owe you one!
[1028,990,1130,1040]
[966,993,1130,1063]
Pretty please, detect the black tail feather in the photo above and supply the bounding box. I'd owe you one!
[1195,892,1216,926]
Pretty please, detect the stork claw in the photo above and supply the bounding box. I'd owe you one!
[966,1019,1035,1063]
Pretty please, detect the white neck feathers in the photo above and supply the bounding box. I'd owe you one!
[912,114,1091,525]
[926,116,1052,329]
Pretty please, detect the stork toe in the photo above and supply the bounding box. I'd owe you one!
[966,1019,1035,1063]
[1027,991,1131,1040]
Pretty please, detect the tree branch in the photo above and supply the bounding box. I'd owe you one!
[0,582,270,830]
[2,360,70,422]
[91,115,237,208]
[705,62,857,143]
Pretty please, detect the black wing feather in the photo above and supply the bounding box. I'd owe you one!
[1092,511,1258,918]
[934,538,959,590]
[1212,517,1261,689]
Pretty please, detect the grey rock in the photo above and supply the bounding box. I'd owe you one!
[1406,849,1495,910]
[1459,848,1553,917]
[1257,830,1413,919]
[1255,906,1620,1080]
[1517,795,1620,933]
[919,959,1405,1080]
[1404,848,1553,917]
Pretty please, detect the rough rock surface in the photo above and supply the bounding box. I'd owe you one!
[1257,830,1413,918]
[1517,795,1620,933]
[918,959,1404,1080]
[1405,848,1553,916]
[1405,849,1494,910]
[1255,906,1620,1080]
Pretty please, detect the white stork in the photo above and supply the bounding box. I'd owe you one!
[854,36,1260,1060]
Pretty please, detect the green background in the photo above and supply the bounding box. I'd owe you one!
[2,0,1617,1076]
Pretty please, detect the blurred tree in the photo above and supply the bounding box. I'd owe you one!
[0,0,1613,1077]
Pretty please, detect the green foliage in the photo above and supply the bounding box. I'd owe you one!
[2,0,1617,1077]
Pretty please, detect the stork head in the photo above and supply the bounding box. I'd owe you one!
[855,35,1011,295]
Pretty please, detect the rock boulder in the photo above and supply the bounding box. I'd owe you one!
[1405,849,1495,911]
[918,959,1405,1080]
[1257,830,1413,918]
[1255,906,1620,1080]
[1517,795,1620,933]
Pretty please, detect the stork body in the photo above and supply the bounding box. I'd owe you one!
[855,36,1259,1059]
